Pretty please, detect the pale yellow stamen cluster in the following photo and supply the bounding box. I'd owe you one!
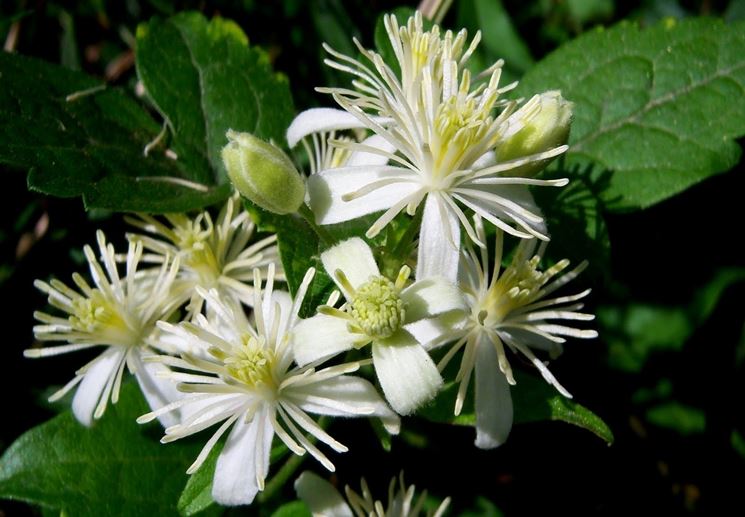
[167,214,222,285]
[350,276,406,339]
[482,254,570,327]
[219,336,276,389]
[69,293,113,333]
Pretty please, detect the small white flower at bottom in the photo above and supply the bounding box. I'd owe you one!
[435,216,597,449]
[295,471,450,517]
[140,265,399,506]
[26,230,184,427]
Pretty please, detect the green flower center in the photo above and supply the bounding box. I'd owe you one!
[222,336,275,388]
[435,90,491,147]
[483,255,570,324]
[69,290,142,346]
[172,216,221,284]
[350,276,405,339]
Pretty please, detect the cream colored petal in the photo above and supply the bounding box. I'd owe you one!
[372,333,443,415]
[292,313,359,366]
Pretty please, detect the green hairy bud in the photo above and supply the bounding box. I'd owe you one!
[221,130,305,215]
[497,90,573,177]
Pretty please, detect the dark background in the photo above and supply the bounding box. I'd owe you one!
[1,0,744,515]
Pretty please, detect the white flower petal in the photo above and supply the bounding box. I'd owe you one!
[132,354,183,428]
[294,471,353,517]
[212,407,274,506]
[264,290,293,339]
[308,167,419,225]
[474,339,513,449]
[401,277,465,322]
[287,108,391,148]
[72,347,124,427]
[472,150,496,169]
[292,313,358,366]
[372,333,443,415]
[404,311,467,350]
[291,376,400,435]
[462,184,547,239]
[416,195,460,283]
[345,134,396,166]
[320,237,379,294]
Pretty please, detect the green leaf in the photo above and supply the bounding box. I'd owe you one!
[135,12,295,183]
[0,383,199,517]
[0,52,229,212]
[245,200,333,318]
[418,372,614,444]
[645,402,706,435]
[512,374,614,444]
[518,18,745,211]
[310,0,357,59]
[178,443,223,517]
[270,500,311,517]
[566,0,614,26]
[472,0,534,73]
[533,168,610,280]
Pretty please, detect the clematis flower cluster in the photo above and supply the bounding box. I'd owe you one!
[25,10,599,510]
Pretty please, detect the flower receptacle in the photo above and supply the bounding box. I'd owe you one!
[497,90,573,177]
[222,130,305,215]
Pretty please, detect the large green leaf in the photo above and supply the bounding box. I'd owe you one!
[0,52,228,212]
[0,383,199,516]
[518,18,745,211]
[533,168,610,280]
[418,372,614,444]
[136,12,295,183]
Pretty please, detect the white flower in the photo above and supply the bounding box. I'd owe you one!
[305,12,568,281]
[436,216,597,448]
[26,230,183,427]
[295,471,450,517]
[140,265,400,506]
[292,237,466,415]
[126,193,282,316]
[286,107,396,174]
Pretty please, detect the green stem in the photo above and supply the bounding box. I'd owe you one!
[391,202,424,260]
[298,204,334,247]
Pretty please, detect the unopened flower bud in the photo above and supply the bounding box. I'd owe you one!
[221,130,305,215]
[496,90,573,177]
